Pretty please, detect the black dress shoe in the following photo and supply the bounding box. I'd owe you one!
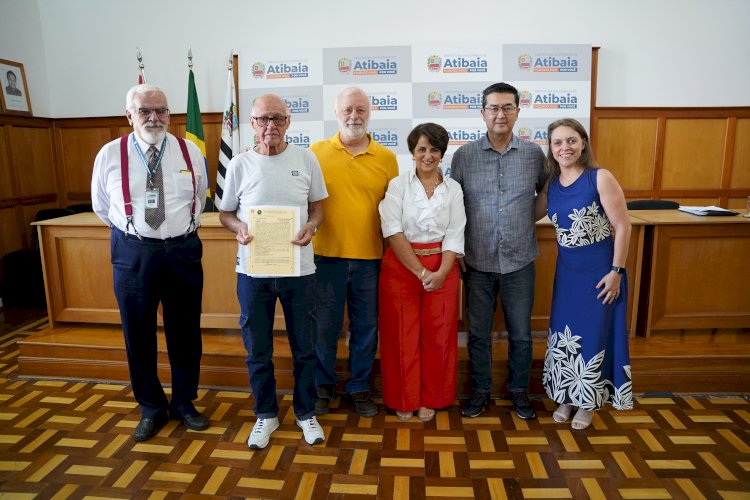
[179,412,209,431]
[133,415,168,442]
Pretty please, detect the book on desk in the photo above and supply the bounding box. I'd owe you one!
[678,205,740,216]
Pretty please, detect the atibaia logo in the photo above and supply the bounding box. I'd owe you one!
[533,56,578,73]
[371,129,398,147]
[518,127,531,140]
[252,62,265,79]
[370,94,398,111]
[532,91,578,109]
[519,90,533,108]
[265,61,309,79]
[285,132,311,148]
[338,57,352,74]
[352,57,398,76]
[441,91,482,110]
[518,54,532,71]
[427,55,442,72]
[285,97,310,114]
[428,91,442,108]
[442,56,488,73]
[448,128,484,146]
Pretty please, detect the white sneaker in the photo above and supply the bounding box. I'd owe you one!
[247,417,279,449]
[296,416,325,445]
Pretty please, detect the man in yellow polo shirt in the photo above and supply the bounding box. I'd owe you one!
[311,87,399,417]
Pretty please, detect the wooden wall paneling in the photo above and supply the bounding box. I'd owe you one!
[0,127,14,200]
[652,116,666,192]
[595,118,657,190]
[56,126,112,202]
[670,197,719,206]
[718,117,736,207]
[727,197,749,212]
[0,208,24,257]
[729,118,750,189]
[661,118,726,189]
[9,126,58,198]
[22,202,58,247]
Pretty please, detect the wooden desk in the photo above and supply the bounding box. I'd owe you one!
[37,213,647,336]
[35,213,242,329]
[630,210,750,336]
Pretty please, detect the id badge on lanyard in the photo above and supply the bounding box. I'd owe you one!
[145,189,159,209]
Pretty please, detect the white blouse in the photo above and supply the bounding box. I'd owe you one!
[379,168,466,256]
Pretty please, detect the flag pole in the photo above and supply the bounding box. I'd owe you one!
[136,47,147,84]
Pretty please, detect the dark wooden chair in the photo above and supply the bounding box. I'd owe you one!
[626,199,679,210]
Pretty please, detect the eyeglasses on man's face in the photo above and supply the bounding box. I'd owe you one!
[483,104,518,115]
[136,107,170,118]
[252,115,288,127]
[338,107,369,116]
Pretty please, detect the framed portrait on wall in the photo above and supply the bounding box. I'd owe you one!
[0,59,33,116]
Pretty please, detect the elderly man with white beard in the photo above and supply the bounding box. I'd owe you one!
[91,84,209,442]
[310,87,399,417]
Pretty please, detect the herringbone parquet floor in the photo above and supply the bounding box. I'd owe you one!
[0,316,749,499]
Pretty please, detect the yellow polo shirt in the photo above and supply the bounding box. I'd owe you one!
[311,132,399,259]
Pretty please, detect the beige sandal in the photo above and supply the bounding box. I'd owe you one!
[571,408,593,430]
[396,410,413,421]
[552,404,574,423]
[417,407,435,422]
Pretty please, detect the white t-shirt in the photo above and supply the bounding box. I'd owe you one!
[379,169,466,256]
[220,145,328,276]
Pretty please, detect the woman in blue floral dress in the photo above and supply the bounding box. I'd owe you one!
[534,118,633,430]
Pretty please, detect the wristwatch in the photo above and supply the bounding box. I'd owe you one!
[611,265,625,274]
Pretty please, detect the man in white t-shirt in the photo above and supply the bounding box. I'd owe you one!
[219,94,328,449]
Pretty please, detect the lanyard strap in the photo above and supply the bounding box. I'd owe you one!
[118,134,197,237]
[133,135,167,178]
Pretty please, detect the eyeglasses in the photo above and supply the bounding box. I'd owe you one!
[137,107,169,117]
[252,115,288,127]
[338,107,368,116]
[483,105,518,115]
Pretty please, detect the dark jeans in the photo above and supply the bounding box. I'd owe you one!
[237,273,316,420]
[313,256,380,394]
[463,262,535,393]
[111,228,203,419]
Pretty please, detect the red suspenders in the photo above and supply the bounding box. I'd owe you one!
[119,135,197,238]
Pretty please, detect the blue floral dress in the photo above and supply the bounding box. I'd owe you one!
[543,168,632,411]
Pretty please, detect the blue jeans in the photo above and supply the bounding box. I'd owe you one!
[313,256,380,394]
[463,262,535,393]
[237,273,316,420]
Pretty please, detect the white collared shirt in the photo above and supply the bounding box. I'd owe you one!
[91,132,208,239]
[379,168,466,256]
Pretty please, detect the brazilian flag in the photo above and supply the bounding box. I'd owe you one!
[186,69,209,195]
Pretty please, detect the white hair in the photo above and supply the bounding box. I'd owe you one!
[334,86,369,112]
[126,84,167,111]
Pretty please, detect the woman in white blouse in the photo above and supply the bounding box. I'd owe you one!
[378,123,466,422]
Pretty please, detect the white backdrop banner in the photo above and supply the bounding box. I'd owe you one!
[238,44,591,173]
